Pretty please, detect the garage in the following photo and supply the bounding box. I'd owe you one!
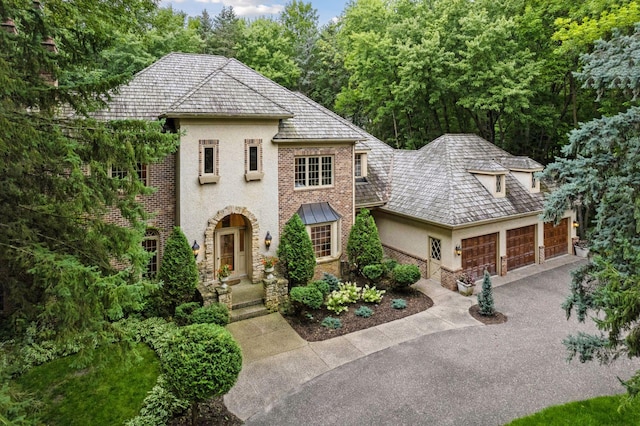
[506,225,536,271]
[544,218,569,259]
[462,233,498,280]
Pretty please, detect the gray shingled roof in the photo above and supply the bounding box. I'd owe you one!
[369,134,545,227]
[95,53,363,141]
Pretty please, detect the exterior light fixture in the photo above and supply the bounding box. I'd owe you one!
[191,240,200,258]
[265,231,272,250]
[572,221,579,228]
[455,244,462,256]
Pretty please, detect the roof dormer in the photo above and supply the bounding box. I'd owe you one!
[467,160,508,198]
[498,156,544,193]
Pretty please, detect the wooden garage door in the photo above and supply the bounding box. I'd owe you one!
[462,233,498,280]
[507,225,536,270]
[544,218,569,259]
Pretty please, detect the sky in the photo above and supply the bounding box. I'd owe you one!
[159,0,348,26]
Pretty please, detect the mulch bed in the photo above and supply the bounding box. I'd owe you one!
[469,304,508,325]
[284,287,434,342]
[168,396,243,426]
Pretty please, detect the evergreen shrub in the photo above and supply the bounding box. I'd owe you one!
[321,317,342,329]
[391,264,421,288]
[355,306,374,318]
[309,280,330,297]
[277,214,316,287]
[190,303,230,326]
[290,286,324,310]
[322,272,341,292]
[174,302,201,326]
[391,299,407,309]
[362,264,384,283]
[477,270,496,316]
[347,209,383,272]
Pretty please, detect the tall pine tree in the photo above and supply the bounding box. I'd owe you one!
[0,0,179,342]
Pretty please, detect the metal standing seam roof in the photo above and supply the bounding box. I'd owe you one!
[297,202,342,225]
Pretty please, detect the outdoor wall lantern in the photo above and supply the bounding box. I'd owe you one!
[265,231,272,250]
[191,240,200,258]
[572,221,580,228]
[455,244,462,256]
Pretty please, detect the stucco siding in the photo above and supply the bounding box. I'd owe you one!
[177,118,281,255]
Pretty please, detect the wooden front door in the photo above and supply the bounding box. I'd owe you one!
[507,225,536,270]
[216,229,247,279]
[544,218,569,259]
[462,233,498,280]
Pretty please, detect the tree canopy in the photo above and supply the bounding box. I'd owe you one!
[0,0,179,342]
[541,25,640,399]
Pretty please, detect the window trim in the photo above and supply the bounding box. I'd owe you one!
[199,139,220,184]
[306,219,341,262]
[244,138,264,182]
[142,232,160,279]
[295,155,334,189]
[495,174,504,195]
[355,152,368,182]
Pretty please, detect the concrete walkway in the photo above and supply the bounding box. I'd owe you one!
[224,255,585,421]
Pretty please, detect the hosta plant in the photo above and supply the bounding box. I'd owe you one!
[326,291,350,314]
[361,285,385,303]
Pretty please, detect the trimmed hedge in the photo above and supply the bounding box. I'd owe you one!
[391,264,421,288]
[290,286,324,310]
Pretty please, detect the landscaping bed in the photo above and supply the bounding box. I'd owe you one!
[284,287,433,342]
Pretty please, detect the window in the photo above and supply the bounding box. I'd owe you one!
[142,233,159,279]
[298,202,341,260]
[531,174,537,189]
[496,175,503,193]
[311,224,332,258]
[111,166,128,179]
[295,156,333,188]
[430,238,441,261]
[355,152,368,182]
[199,139,219,184]
[137,163,148,186]
[244,139,264,181]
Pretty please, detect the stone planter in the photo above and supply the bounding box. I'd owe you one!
[219,276,229,289]
[265,266,275,280]
[574,245,590,258]
[457,280,474,296]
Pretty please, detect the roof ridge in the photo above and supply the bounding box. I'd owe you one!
[165,63,227,113]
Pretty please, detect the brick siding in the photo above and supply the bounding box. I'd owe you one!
[278,145,354,279]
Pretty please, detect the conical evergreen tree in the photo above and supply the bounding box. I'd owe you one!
[347,209,383,273]
[156,227,199,317]
[477,270,495,316]
[277,214,315,287]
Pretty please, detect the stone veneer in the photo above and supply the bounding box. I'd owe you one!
[277,144,355,279]
[263,277,289,312]
[199,206,262,292]
[500,255,508,276]
[538,245,546,264]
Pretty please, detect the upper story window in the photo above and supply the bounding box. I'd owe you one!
[355,152,368,182]
[111,166,128,180]
[531,174,537,189]
[245,139,264,181]
[496,175,503,193]
[295,156,333,188]
[199,139,219,184]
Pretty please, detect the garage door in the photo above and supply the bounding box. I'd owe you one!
[544,218,569,259]
[462,233,498,280]
[507,225,536,270]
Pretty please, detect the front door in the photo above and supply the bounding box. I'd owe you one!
[216,229,247,279]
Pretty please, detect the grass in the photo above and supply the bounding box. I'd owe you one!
[506,395,640,426]
[13,342,160,425]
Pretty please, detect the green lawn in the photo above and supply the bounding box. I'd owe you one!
[507,395,640,426]
[13,342,160,425]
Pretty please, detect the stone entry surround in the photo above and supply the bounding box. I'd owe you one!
[198,206,262,289]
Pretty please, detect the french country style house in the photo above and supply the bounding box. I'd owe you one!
[99,53,575,296]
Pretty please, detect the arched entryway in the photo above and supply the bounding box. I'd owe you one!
[202,206,261,285]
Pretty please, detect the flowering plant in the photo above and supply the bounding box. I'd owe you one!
[217,264,231,278]
[262,256,278,269]
[456,272,475,286]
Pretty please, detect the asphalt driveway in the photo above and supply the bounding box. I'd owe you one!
[244,262,637,425]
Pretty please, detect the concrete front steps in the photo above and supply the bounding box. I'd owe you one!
[230,280,270,322]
